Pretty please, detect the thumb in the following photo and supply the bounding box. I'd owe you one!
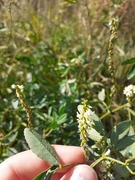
[61,164,98,180]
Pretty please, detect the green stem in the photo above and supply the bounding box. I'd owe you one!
[1,126,19,141]
[90,155,125,168]
[16,86,32,127]
[90,155,135,175]
[105,156,135,174]
[83,0,92,59]
[125,158,135,164]
[49,163,78,174]
[100,103,129,120]
[126,166,135,175]
[104,156,125,166]
[60,163,77,169]
[90,157,103,168]
[128,108,131,120]
[127,99,131,120]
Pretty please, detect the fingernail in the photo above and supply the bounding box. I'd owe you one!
[70,171,84,180]
[70,165,98,180]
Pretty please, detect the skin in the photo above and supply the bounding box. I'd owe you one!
[0,145,98,180]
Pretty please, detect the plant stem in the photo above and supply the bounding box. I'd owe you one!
[100,103,129,120]
[90,156,103,168]
[83,0,92,59]
[126,166,135,175]
[12,85,33,127]
[125,158,135,163]
[1,126,19,141]
[127,99,132,120]
[108,18,118,102]
[90,155,135,175]
[104,156,125,166]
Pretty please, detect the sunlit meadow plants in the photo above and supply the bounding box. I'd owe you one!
[10,17,135,179]
[1,1,135,179]
[11,80,135,180]
[10,16,135,179]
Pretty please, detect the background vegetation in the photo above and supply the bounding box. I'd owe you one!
[0,0,135,162]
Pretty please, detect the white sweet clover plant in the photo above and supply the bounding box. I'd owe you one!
[11,83,135,180]
[123,84,135,98]
[11,17,135,180]
[77,92,135,179]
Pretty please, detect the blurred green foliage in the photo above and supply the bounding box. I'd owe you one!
[0,0,135,162]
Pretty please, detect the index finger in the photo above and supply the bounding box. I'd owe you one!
[0,145,84,180]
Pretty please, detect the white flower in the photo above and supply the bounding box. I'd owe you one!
[98,88,105,101]
[87,128,103,142]
[11,100,19,109]
[84,109,94,120]
[11,84,24,92]
[77,105,94,127]
[108,172,115,180]
[11,84,24,98]
[18,85,24,92]
[123,84,135,97]
[11,84,16,89]
[98,161,107,173]
[77,105,83,113]
[77,102,94,161]
[99,160,111,172]
[105,149,111,156]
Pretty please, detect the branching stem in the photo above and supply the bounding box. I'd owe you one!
[100,103,129,120]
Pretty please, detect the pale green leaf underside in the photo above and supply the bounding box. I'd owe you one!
[34,165,59,180]
[88,128,103,142]
[24,128,60,165]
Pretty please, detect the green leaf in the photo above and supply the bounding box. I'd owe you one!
[34,165,59,180]
[60,67,70,77]
[34,168,52,180]
[128,109,135,117]
[53,111,58,118]
[122,57,135,65]
[113,164,130,178]
[110,120,133,147]
[127,64,135,80]
[103,22,110,29]
[87,128,103,142]
[51,120,58,129]
[48,106,53,117]
[57,113,67,125]
[110,127,119,147]
[59,104,66,115]
[5,131,18,145]
[92,114,105,136]
[131,143,135,157]
[24,128,60,165]
[120,127,135,157]
[117,135,135,151]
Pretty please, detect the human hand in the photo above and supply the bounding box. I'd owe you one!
[0,145,98,180]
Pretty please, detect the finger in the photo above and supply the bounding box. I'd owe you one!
[0,145,84,180]
[59,164,98,180]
